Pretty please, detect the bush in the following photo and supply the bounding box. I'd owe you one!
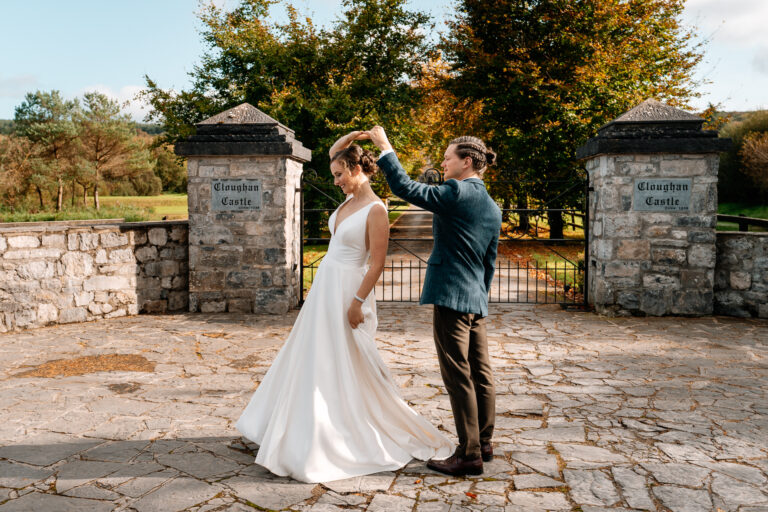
[719,111,768,204]
[740,132,768,194]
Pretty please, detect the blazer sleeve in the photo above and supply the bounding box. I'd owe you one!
[483,234,499,294]
[377,152,459,214]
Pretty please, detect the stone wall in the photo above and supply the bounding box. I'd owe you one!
[0,220,188,332]
[186,156,302,315]
[714,232,768,318]
[130,221,189,314]
[587,153,719,316]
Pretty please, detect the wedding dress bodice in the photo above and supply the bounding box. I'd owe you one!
[325,195,383,268]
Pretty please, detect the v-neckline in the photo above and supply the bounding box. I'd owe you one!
[333,195,374,236]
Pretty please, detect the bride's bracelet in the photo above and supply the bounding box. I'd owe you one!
[354,294,365,303]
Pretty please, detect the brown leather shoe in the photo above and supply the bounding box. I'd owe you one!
[427,453,483,476]
[481,442,493,462]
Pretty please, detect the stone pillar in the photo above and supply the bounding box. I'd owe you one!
[576,99,730,316]
[175,103,311,314]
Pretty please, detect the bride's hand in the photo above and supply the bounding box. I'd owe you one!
[348,301,364,329]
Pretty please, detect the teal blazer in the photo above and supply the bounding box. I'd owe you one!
[377,152,502,316]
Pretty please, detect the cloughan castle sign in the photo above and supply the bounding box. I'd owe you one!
[633,178,691,211]
[211,179,263,211]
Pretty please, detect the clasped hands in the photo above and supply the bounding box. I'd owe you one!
[343,127,393,153]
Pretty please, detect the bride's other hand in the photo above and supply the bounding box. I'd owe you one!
[348,301,364,329]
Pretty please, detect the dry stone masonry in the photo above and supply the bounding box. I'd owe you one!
[0,220,188,332]
[130,221,189,314]
[577,99,731,316]
[176,103,310,315]
[715,232,768,318]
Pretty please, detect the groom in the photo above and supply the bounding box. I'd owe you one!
[367,126,502,476]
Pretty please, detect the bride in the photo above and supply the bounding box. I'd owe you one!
[236,131,452,483]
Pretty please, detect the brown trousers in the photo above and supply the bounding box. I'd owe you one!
[433,305,496,459]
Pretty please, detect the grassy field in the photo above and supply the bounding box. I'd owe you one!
[99,194,188,221]
[0,204,150,223]
[717,202,768,231]
[0,194,188,223]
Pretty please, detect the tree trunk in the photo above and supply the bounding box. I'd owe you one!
[82,184,88,207]
[547,207,564,240]
[517,189,531,233]
[93,184,100,210]
[36,186,44,209]
[71,181,76,206]
[56,178,63,212]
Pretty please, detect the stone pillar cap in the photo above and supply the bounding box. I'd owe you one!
[175,103,311,162]
[576,99,731,159]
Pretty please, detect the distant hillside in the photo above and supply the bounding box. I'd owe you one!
[0,119,163,136]
[712,110,768,125]
[135,123,164,135]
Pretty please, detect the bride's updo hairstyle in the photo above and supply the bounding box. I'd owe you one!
[330,144,378,177]
[450,136,496,175]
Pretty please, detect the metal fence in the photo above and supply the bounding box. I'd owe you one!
[300,170,588,307]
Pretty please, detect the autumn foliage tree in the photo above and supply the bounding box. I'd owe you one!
[718,111,768,204]
[141,0,434,235]
[740,132,768,195]
[443,0,703,238]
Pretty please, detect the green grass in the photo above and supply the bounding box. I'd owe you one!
[302,244,329,292]
[529,251,584,291]
[717,202,768,231]
[100,194,188,220]
[388,210,404,224]
[0,204,150,223]
[1,194,188,223]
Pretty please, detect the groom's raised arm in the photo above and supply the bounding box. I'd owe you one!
[376,152,460,214]
[366,126,459,214]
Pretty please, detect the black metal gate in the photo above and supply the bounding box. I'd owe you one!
[300,169,589,307]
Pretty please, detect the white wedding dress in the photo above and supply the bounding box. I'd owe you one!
[236,195,452,483]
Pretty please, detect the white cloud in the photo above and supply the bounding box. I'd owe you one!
[683,0,768,48]
[0,74,40,98]
[78,84,150,122]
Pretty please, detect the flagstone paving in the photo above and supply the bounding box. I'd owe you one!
[0,304,767,511]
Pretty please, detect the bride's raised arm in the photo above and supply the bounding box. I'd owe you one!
[329,130,370,158]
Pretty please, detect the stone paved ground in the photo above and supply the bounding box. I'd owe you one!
[1,304,767,511]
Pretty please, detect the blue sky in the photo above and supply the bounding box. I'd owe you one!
[1,0,766,121]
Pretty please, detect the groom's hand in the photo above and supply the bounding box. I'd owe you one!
[367,126,393,153]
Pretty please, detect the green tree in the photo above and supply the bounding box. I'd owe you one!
[13,90,79,211]
[77,92,155,208]
[443,0,703,238]
[141,0,433,235]
[152,144,187,193]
